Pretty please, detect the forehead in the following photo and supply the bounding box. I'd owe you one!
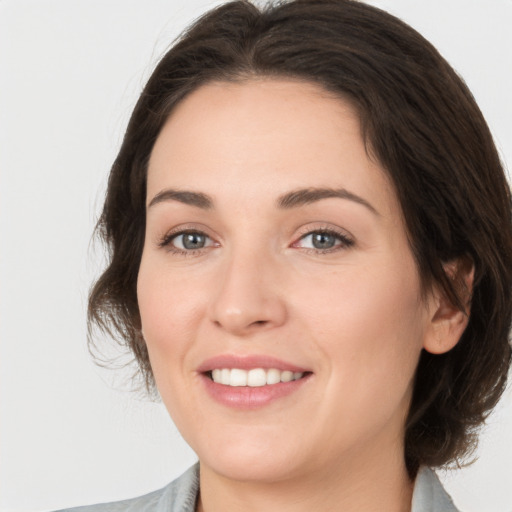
[147,78,398,219]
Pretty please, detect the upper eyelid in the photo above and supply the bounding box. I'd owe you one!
[294,223,354,240]
[160,231,212,248]
[295,230,353,245]
[157,224,216,243]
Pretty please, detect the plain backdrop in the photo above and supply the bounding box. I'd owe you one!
[1,1,511,511]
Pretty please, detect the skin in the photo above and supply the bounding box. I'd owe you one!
[137,79,469,512]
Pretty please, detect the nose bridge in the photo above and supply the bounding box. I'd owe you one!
[209,241,286,335]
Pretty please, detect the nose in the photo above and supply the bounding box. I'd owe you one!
[208,249,287,336]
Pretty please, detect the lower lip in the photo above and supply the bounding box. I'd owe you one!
[200,373,311,409]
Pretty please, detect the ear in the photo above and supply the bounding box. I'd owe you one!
[423,257,474,355]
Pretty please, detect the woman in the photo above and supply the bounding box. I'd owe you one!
[57,0,511,510]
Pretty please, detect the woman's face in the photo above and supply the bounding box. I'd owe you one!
[138,79,436,483]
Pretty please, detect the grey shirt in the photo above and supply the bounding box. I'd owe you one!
[56,464,459,512]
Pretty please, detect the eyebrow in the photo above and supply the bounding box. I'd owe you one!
[148,189,213,209]
[277,187,379,215]
[148,186,379,215]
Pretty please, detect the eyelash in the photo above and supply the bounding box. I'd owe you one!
[293,228,354,253]
[158,229,215,256]
[158,227,354,255]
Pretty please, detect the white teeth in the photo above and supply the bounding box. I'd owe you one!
[266,368,281,385]
[221,368,230,385]
[230,369,247,387]
[210,368,305,386]
[247,368,267,387]
[280,370,293,382]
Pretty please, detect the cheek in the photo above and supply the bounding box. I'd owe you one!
[137,257,208,429]
[301,257,423,334]
[296,257,426,401]
[136,255,205,373]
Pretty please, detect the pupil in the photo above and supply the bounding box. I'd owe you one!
[312,232,335,249]
[183,233,205,249]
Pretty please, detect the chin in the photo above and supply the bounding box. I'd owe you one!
[202,451,302,483]
[190,428,307,483]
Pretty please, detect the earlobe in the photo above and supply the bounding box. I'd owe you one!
[423,258,474,355]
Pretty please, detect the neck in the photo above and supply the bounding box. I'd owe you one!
[196,441,414,512]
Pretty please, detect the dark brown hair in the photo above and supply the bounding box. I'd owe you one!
[88,0,512,475]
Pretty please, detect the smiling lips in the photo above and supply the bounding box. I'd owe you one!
[198,355,311,408]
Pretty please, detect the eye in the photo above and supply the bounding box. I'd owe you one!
[294,229,354,252]
[173,232,210,250]
[159,230,216,253]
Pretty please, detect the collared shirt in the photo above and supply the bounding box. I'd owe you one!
[56,464,460,512]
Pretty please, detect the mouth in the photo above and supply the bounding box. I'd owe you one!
[207,368,308,387]
[197,355,312,408]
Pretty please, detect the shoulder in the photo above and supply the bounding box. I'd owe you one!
[411,467,460,512]
[54,464,199,512]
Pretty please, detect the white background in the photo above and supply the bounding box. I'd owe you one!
[1,1,511,511]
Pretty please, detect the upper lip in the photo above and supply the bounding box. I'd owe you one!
[197,354,310,373]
